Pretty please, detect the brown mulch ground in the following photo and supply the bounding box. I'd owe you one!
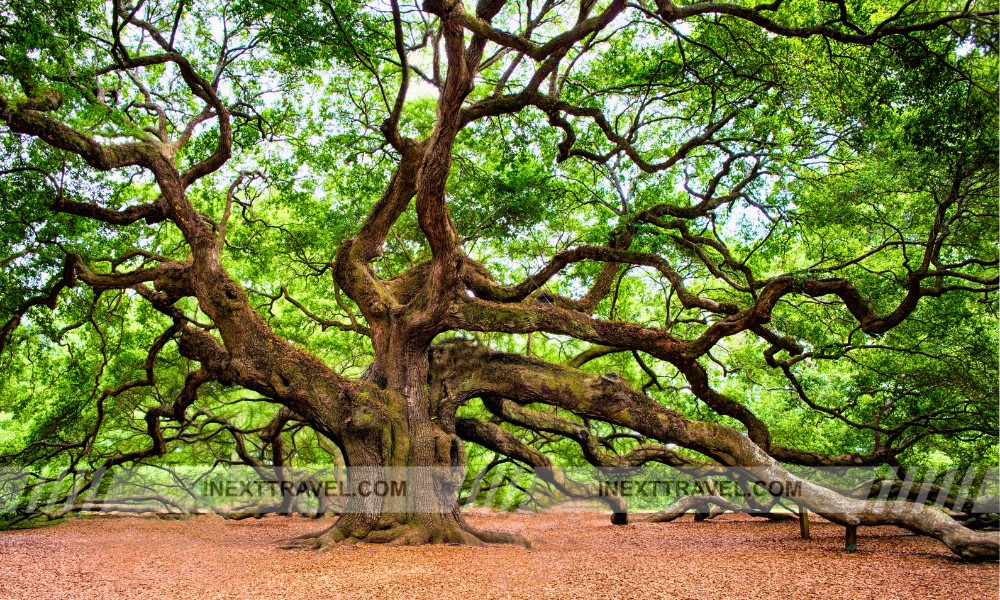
[0,510,996,599]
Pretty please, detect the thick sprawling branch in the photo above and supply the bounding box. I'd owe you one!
[433,344,999,559]
[52,196,169,225]
[0,91,157,171]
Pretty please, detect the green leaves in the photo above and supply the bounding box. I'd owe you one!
[0,0,996,506]
[232,0,392,68]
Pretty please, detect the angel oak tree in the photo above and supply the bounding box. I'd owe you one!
[0,0,998,557]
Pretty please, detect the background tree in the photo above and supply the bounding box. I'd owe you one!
[0,0,997,558]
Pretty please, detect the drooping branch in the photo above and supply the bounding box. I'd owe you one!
[481,395,699,469]
[0,258,77,355]
[455,415,629,517]
[644,494,749,523]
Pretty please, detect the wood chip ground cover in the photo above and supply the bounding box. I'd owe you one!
[0,511,996,599]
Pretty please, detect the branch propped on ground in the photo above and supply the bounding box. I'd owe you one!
[432,344,1000,560]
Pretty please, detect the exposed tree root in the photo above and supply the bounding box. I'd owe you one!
[280,511,531,549]
[278,525,333,549]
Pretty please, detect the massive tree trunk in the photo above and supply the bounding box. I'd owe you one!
[282,331,527,547]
